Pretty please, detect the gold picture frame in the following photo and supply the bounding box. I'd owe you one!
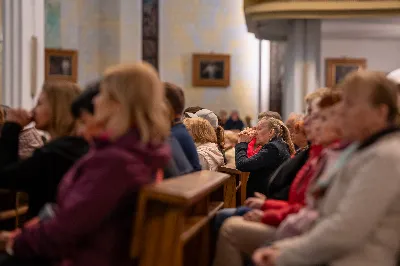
[45,49,78,83]
[192,53,230,87]
[325,58,367,87]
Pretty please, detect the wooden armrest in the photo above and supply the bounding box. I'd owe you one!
[181,201,224,243]
[236,181,242,191]
[0,206,28,221]
[142,171,230,206]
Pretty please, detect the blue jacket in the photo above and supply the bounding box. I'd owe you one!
[171,123,201,171]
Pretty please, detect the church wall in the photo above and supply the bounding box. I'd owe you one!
[159,0,265,120]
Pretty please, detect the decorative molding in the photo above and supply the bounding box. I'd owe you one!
[245,0,400,35]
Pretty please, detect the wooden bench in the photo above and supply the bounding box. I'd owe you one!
[218,165,249,207]
[131,170,229,266]
[0,190,28,230]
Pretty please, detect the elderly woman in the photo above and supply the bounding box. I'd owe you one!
[236,118,295,198]
[253,71,400,266]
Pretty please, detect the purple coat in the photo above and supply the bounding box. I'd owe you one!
[13,129,170,266]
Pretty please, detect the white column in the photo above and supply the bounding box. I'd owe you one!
[3,0,44,109]
[283,20,321,119]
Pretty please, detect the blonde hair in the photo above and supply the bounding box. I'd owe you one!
[183,117,217,144]
[224,130,239,145]
[42,81,81,137]
[102,62,170,144]
[261,117,296,155]
[340,70,399,123]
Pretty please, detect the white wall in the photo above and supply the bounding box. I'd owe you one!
[320,19,400,85]
[159,0,267,120]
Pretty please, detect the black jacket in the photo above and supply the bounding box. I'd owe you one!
[266,147,310,200]
[0,122,89,218]
[224,118,245,131]
[235,137,290,198]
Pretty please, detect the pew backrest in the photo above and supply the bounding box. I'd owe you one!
[131,170,230,266]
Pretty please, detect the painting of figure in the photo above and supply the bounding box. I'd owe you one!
[326,58,367,87]
[192,54,230,87]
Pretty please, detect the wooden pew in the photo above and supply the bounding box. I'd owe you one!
[218,165,249,207]
[131,170,229,266]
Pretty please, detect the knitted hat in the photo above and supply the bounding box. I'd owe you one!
[185,109,218,128]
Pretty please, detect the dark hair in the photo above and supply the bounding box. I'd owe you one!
[318,90,342,109]
[258,111,282,121]
[164,82,185,116]
[71,80,100,119]
[183,106,204,118]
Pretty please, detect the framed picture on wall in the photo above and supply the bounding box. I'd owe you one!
[325,58,366,87]
[192,53,230,87]
[45,49,78,82]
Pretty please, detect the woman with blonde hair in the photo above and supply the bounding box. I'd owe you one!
[236,117,294,198]
[4,62,171,266]
[0,81,89,219]
[184,117,224,171]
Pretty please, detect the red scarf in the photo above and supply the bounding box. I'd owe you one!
[247,138,262,158]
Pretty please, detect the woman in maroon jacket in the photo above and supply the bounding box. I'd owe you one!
[4,62,171,266]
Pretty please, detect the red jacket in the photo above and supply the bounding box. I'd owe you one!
[13,128,170,266]
[261,144,323,226]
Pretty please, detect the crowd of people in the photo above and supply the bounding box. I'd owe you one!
[0,61,398,266]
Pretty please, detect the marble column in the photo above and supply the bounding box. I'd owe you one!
[283,19,321,119]
[2,0,45,108]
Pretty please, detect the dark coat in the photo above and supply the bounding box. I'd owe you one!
[235,137,290,198]
[224,118,245,131]
[13,128,170,266]
[266,147,310,200]
[0,122,89,218]
[164,136,194,178]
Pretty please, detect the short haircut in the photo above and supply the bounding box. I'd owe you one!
[258,111,282,121]
[71,80,100,119]
[318,90,343,109]
[164,82,185,115]
[341,71,398,122]
[184,106,204,116]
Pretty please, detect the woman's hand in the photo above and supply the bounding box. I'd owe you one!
[252,247,281,266]
[238,134,252,143]
[243,209,264,222]
[6,108,32,127]
[244,197,265,209]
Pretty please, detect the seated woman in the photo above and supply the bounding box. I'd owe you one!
[0,105,43,159]
[0,81,89,219]
[183,117,224,171]
[186,108,226,163]
[253,71,400,266]
[4,62,171,266]
[236,117,295,198]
